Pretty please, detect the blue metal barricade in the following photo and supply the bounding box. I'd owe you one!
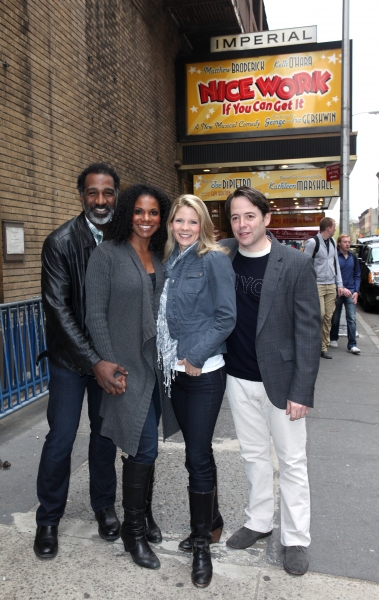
[0,297,49,419]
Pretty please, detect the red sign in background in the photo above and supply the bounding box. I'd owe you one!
[326,163,340,182]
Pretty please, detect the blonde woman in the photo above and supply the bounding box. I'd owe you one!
[157,194,236,587]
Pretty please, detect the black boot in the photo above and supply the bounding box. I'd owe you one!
[145,464,162,544]
[189,487,214,588]
[120,456,160,570]
[179,467,223,552]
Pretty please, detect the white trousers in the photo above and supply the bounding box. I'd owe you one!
[226,376,311,547]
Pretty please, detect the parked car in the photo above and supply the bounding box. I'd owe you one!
[355,236,379,311]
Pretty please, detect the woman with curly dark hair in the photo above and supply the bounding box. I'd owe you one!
[85,183,179,571]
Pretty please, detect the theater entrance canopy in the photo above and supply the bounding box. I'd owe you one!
[176,40,356,187]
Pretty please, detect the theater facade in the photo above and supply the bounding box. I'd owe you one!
[175,34,356,243]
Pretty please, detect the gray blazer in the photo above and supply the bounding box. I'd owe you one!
[85,241,179,455]
[222,234,321,408]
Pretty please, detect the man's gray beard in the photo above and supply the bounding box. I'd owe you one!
[82,201,115,226]
[86,207,115,225]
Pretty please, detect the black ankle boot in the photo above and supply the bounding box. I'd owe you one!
[145,464,162,544]
[189,487,214,588]
[179,467,223,552]
[120,456,160,570]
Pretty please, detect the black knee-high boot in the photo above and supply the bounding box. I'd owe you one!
[145,464,162,544]
[179,467,223,552]
[189,487,214,588]
[120,456,160,570]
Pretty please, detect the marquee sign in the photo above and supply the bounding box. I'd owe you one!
[211,26,317,53]
[269,228,318,240]
[269,213,325,228]
[181,42,343,141]
[193,168,340,201]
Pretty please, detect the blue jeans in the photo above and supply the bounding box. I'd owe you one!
[330,296,357,349]
[36,361,117,526]
[170,367,226,493]
[128,378,161,465]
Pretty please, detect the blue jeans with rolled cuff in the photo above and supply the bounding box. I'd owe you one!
[330,295,357,350]
[36,361,117,526]
[170,367,226,493]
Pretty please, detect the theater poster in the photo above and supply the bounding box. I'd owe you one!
[180,43,344,141]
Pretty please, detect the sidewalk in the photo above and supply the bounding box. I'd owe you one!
[1,312,379,599]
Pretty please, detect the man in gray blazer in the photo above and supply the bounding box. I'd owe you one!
[222,187,321,576]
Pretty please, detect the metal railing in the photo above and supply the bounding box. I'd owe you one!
[0,297,49,419]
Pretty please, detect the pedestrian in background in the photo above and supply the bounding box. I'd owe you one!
[304,217,344,359]
[86,184,179,571]
[157,194,236,588]
[330,234,361,354]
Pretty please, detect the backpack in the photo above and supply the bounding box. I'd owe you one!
[311,235,337,274]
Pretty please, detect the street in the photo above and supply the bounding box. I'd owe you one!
[357,302,379,338]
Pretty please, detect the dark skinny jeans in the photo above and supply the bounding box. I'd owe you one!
[170,366,226,493]
[128,378,161,465]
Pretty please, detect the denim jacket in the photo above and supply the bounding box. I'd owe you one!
[165,244,237,368]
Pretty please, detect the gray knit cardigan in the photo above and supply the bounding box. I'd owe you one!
[85,240,179,455]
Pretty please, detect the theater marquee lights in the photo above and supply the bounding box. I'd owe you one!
[180,43,343,141]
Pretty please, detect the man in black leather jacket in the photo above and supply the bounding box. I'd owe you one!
[34,163,127,560]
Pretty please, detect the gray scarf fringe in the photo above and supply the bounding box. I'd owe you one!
[157,243,197,396]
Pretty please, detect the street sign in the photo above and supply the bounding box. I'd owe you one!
[326,163,341,182]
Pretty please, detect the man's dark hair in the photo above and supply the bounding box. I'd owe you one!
[77,162,120,196]
[105,183,172,260]
[225,186,271,219]
[319,216,335,232]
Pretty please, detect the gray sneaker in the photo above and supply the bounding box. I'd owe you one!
[283,545,309,575]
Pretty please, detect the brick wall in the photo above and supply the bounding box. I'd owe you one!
[0,0,180,301]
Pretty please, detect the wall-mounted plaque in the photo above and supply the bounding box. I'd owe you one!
[3,220,25,262]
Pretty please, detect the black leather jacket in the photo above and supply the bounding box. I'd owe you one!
[41,212,100,375]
